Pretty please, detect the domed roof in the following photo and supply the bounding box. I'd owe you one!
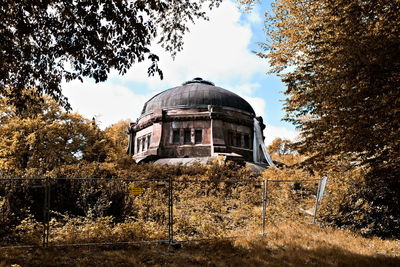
[141,78,255,115]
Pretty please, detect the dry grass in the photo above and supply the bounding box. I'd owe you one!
[1,221,398,267]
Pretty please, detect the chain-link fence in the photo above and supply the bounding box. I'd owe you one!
[0,176,325,248]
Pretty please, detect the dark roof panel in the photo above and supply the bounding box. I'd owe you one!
[141,78,255,115]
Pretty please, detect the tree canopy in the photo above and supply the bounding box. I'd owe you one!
[104,120,131,161]
[0,91,109,174]
[262,0,400,235]
[262,0,400,173]
[0,0,221,110]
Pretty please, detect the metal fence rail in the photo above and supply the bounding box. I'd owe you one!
[0,177,326,249]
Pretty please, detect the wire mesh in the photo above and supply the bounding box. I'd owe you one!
[0,177,322,249]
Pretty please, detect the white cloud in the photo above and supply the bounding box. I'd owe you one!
[121,0,265,91]
[62,80,151,128]
[243,95,265,117]
[243,5,262,24]
[230,82,261,95]
[241,95,298,145]
[247,11,262,24]
[61,0,268,129]
[264,125,299,145]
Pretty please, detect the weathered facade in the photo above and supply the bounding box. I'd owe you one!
[128,78,272,166]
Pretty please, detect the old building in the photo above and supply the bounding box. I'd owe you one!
[128,78,273,167]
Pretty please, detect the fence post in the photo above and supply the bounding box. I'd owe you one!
[47,178,50,246]
[42,178,46,247]
[262,179,268,236]
[168,176,174,244]
[42,177,50,247]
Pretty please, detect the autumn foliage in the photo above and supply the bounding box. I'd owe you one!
[261,0,400,238]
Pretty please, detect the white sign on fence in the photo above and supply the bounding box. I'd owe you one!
[317,175,328,203]
[313,175,329,224]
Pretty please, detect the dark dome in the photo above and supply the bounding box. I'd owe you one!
[141,78,255,115]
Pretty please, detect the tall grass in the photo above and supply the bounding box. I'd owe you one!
[1,220,398,266]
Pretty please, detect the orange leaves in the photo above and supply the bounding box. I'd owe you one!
[0,94,109,172]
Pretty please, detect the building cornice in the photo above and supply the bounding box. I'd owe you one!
[134,110,254,132]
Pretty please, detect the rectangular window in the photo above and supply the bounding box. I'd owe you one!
[228,131,234,146]
[236,133,242,147]
[142,136,146,151]
[244,134,250,149]
[195,129,202,144]
[147,134,151,149]
[184,129,191,144]
[137,138,141,153]
[172,129,180,144]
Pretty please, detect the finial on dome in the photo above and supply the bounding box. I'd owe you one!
[182,77,214,86]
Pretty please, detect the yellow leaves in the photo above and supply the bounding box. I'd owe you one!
[14,214,42,244]
[0,93,113,172]
[263,5,400,236]
[25,132,37,147]
[104,120,131,162]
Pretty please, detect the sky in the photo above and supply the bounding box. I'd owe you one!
[61,0,298,145]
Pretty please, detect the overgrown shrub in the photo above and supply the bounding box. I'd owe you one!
[319,165,400,238]
[261,166,319,223]
[4,157,396,245]
[1,161,267,244]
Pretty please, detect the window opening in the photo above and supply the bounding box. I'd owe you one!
[147,134,151,149]
[244,134,250,148]
[136,138,141,153]
[184,129,191,144]
[172,129,180,144]
[236,133,242,147]
[228,131,234,146]
[142,136,146,151]
[195,129,202,144]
